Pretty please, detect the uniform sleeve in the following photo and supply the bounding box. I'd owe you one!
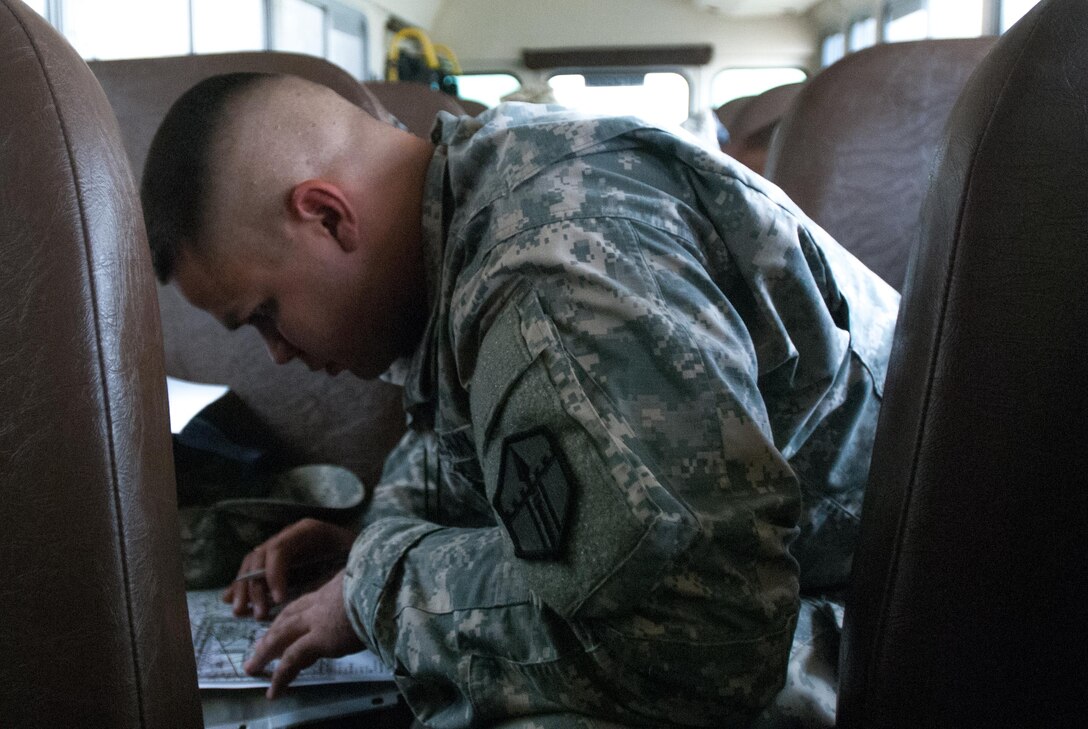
[342,216,804,726]
[360,428,496,529]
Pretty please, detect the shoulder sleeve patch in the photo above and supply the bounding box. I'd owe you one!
[494,428,575,560]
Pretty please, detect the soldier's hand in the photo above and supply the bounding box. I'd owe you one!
[243,569,364,699]
[223,518,357,620]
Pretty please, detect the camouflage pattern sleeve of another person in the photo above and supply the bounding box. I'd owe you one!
[343,103,900,729]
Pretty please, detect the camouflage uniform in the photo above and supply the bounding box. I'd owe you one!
[343,103,899,728]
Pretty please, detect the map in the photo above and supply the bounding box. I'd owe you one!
[187,589,394,689]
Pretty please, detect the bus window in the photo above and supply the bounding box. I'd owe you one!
[328,9,369,80]
[456,73,521,108]
[884,0,928,43]
[549,71,690,128]
[711,67,808,108]
[1002,0,1041,31]
[929,0,985,39]
[848,17,878,51]
[272,0,326,57]
[21,0,45,16]
[62,0,190,59]
[885,0,987,42]
[821,32,846,67]
[192,0,264,54]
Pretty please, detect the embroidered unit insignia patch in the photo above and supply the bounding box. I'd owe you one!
[494,428,574,560]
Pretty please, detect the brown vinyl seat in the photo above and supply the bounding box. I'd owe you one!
[363,80,468,138]
[714,93,754,142]
[457,97,488,116]
[0,2,201,727]
[90,53,408,487]
[838,0,1088,725]
[766,38,995,291]
[721,82,803,174]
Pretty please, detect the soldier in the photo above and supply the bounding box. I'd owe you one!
[141,73,899,728]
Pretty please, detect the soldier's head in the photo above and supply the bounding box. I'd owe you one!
[141,73,433,379]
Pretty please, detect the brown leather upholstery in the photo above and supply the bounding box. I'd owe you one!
[766,39,995,291]
[713,94,753,138]
[838,1,1088,726]
[457,97,488,116]
[363,80,468,138]
[91,53,408,487]
[725,82,803,144]
[722,83,804,176]
[90,51,396,178]
[0,2,201,727]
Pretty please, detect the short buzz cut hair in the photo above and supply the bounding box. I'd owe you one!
[141,72,278,282]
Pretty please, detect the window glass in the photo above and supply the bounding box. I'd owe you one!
[821,32,846,67]
[329,26,365,78]
[21,0,47,17]
[549,72,690,128]
[456,73,521,108]
[711,67,807,107]
[930,0,984,38]
[885,8,928,42]
[848,17,878,51]
[272,0,325,57]
[192,0,264,54]
[1001,0,1040,31]
[63,0,190,59]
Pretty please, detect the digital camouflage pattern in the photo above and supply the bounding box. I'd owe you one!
[343,103,899,728]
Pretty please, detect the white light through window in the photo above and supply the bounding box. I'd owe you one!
[1001,0,1040,32]
[456,73,521,108]
[273,0,325,57]
[63,0,190,60]
[549,72,690,128]
[711,67,807,107]
[849,17,878,51]
[192,0,264,54]
[21,0,47,17]
[930,0,984,38]
[821,33,846,67]
[329,26,365,78]
[885,8,928,43]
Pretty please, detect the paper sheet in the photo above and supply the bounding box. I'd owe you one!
[187,589,394,689]
[166,376,230,434]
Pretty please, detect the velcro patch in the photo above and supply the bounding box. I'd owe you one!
[494,428,575,560]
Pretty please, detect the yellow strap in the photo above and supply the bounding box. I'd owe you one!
[432,43,463,75]
[386,27,440,81]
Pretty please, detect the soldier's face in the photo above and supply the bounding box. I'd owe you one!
[173,225,406,380]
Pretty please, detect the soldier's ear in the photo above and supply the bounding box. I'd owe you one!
[288,179,359,252]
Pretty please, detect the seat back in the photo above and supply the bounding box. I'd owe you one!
[363,80,468,137]
[839,1,1088,726]
[0,2,201,727]
[714,94,753,141]
[766,39,995,290]
[91,53,407,486]
[721,82,803,174]
[457,97,488,116]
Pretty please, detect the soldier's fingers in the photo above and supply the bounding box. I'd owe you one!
[264,546,289,605]
[244,612,305,675]
[266,636,322,699]
[231,548,265,616]
[250,578,271,621]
